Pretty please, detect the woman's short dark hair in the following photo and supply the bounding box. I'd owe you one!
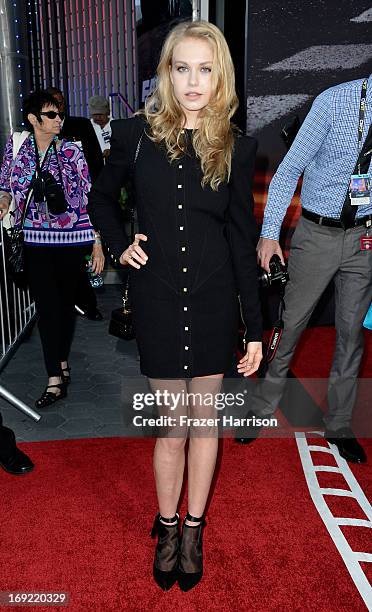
[23,90,61,131]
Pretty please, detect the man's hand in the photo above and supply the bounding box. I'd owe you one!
[257,237,284,273]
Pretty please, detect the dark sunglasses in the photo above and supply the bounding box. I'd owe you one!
[40,111,65,120]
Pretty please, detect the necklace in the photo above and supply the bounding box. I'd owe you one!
[32,135,57,162]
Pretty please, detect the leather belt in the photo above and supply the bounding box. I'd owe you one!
[302,208,372,230]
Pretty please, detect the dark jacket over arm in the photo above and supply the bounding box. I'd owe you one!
[61,116,104,182]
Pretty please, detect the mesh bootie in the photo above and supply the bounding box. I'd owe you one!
[151,513,180,591]
[178,512,205,592]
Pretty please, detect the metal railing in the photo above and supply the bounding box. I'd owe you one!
[109,93,135,119]
[0,221,40,421]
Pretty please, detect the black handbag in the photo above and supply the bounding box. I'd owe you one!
[108,130,144,340]
[4,184,34,288]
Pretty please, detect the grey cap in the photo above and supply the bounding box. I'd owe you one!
[88,95,110,115]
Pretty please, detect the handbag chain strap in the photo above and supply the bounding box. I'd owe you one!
[134,130,145,166]
[16,184,34,231]
[52,140,65,189]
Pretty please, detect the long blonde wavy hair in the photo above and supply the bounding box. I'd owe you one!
[142,21,239,191]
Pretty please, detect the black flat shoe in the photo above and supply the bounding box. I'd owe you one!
[35,383,67,409]
[235,410,262,445]
[151,513,180,591]
[0,448,34,475]
[178,512,205,592]
[325,427,367,464]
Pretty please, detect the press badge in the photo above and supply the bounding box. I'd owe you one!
[349,174,371,206]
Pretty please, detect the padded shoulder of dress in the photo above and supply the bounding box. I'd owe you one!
[110,116,147,143]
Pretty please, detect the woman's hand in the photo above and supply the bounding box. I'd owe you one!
[237,341,263,377]
[120,233,148,269]
[0,194,11,222]
[91,243,105,274]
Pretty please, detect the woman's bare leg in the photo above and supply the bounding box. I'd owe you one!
[150,378,188,519]
[186,374,223,523]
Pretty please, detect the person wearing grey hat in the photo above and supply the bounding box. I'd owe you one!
[89,96,112,158]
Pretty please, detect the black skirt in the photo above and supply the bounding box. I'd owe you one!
[131,259,239,378]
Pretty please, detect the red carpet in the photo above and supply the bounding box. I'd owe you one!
[291,327,372,379]
[290,327,372,437]
[2,436,371,611]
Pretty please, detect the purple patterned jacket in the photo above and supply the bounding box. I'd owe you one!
[0,134,95,246]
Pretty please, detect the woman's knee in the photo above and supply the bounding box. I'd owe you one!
[156,435,187,454]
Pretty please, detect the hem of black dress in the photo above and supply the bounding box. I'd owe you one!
[139,365,232,379]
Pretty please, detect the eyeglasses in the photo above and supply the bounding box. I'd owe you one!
[40,111,65,120]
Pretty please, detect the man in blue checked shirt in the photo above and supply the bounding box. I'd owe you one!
[238,75,372,463]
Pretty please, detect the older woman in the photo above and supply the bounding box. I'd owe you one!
[0,90,104,408]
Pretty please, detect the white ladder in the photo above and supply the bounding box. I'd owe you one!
[296,431,372,610]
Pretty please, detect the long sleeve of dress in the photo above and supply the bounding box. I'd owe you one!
[87,117,143,263]
[229,136,262,342]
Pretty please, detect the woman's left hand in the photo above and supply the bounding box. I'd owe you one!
[237,341,263,377]
[91,243,105,274]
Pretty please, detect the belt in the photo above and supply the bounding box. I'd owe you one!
[302,208,372,230]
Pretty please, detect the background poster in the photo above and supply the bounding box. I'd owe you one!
[136,0,192,105]
[245,0,372,228]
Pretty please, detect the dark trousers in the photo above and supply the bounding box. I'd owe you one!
[25,246,85,377]
[75,266,97,313]
[251,218,372,429]
[0,412,17,461]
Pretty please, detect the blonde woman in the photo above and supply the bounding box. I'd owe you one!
[88,21,262,591]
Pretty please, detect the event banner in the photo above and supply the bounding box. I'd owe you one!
[136,1,192,106]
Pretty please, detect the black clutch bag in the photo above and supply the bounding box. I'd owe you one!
[4,226,27,287]
[3,184,34,288]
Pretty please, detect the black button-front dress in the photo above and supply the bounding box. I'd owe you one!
[88,116,262,378]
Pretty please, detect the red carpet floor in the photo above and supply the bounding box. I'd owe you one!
[291,327,372,378]
[2,436,371,612]
[290,327,372,437]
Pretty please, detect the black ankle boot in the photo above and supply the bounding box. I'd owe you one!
[178,512,205,592]
[151,513,179,591]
